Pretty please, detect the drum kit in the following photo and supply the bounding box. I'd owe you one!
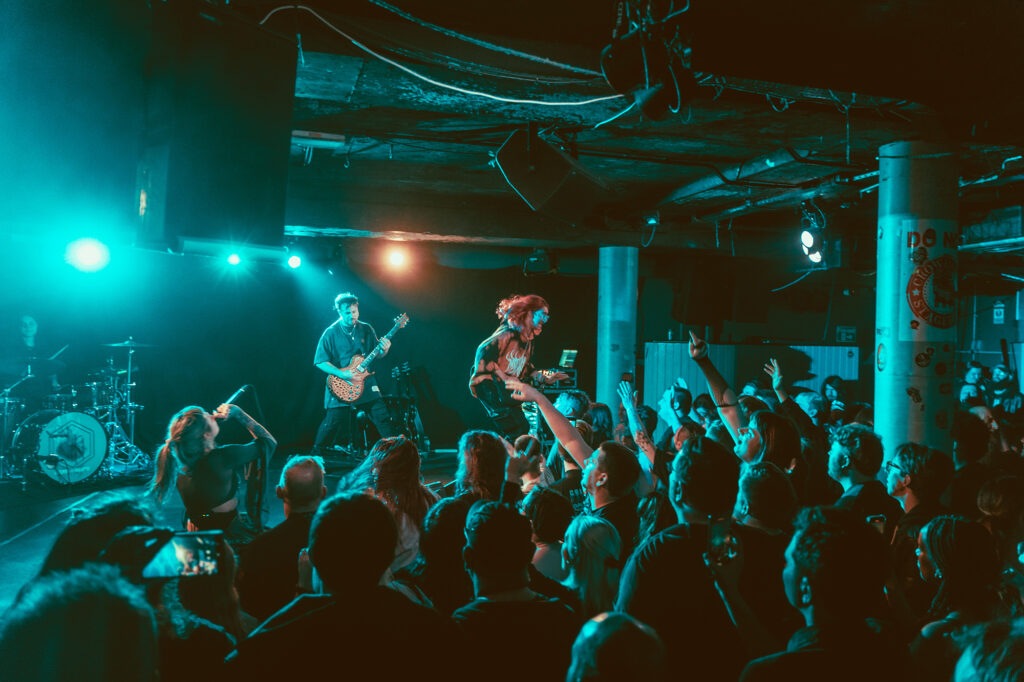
[0,338,152,489]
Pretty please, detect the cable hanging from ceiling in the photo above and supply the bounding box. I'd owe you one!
[260,5,625,107]
[366,0,604,78]
[336,11,600,85]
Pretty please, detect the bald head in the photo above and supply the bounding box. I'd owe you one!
[567,612,665,682]
[277,456,327,515]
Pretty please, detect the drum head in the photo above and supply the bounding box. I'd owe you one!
[15,411,108,484]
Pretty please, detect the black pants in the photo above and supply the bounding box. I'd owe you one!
[473,379,529,441]
[313,399,398,454]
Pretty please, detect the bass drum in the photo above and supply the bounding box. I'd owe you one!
[13,410,108,484]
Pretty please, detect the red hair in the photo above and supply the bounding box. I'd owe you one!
[496,294,548,329]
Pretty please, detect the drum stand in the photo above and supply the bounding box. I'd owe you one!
[0,377,29,486]
[103,339,150,475]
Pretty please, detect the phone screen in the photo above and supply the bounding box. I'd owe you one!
[707,517,738,565]
[866,515,887,535]
[142,531,222,578]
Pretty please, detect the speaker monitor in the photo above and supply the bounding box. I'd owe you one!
[495,129,607,227]
[136,0,296,250]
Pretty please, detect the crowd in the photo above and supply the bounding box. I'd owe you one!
[2,333,1024,681]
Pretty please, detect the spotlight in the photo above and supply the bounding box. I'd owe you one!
[384,245,409,272]
[287,254,302,269]
[65,238,110,272]
[227,253,242,266]
[799,200,827,265]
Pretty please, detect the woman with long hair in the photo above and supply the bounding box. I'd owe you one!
[148,403,275,538]
[340,436,438,573]
[912,514,1019,680]
[454,429,522,505]
[561,515,622,618]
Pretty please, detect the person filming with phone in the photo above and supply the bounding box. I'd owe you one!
[149,403,276,542]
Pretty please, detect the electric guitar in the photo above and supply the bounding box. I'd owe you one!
[327,313,409,403]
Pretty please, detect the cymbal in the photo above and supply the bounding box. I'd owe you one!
[103,340,156,348]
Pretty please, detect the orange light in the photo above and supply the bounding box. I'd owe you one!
[385,245,409,271]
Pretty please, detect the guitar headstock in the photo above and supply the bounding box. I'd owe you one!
[394,313,410,328]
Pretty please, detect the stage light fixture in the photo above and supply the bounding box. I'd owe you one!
[65,237,110,272]
[384,244,409,271]
[227,253,242,266]
[799,200,827,265]
[523,248,557,276]
[287,254,302,269]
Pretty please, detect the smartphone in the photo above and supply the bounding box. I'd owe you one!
[866,514,887,535]
[142,531,223,579]
[707,517,739,565]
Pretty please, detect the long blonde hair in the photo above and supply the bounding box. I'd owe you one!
[562,515,622,618]
[148,406,208,504]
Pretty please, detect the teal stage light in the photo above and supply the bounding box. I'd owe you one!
[65,238,110,272]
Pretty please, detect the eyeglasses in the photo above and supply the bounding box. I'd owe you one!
[885,461,907,477]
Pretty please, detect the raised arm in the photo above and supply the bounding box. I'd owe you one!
[617,380,657,489]
[688,331,742,441]
[215,404,277,464]
[505,380,589,468]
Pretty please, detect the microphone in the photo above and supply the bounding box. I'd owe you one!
[216,385,250,411]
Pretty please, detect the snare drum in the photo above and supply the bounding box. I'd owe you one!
[12,410,108,484]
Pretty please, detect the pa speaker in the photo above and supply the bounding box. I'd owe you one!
[136,0,296,250]
[495,130,607,227]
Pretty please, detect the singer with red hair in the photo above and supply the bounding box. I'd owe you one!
[148,403,276,538]
[469,294,566,439]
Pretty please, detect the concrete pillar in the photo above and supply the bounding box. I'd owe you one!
[596,246,638,408]
[875,141,958,459]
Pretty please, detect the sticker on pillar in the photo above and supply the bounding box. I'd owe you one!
[876,343,887,372]
[939,382,953,395]
[915,348,935,368]
[936,410,949,430]
[906,386,924,411]
[935,362,948,376]
[905,253,955,337]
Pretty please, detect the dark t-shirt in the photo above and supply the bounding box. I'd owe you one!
[834,480,904,537]
[594,491,639,562]
[176,441,270,521]
[616,522,746,682]
[890,501,945,619]
[228,588,461,680]
[314,319,382,408]
[468,323,535,392]
[452,595,580,682]
[548,469,587,516]
[236,512,315,622]
[741,620,909,682]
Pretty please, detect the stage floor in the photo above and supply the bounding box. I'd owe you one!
[0,449,458,614]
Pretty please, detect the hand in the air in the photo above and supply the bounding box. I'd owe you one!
[505,379,542,403]
[763,358,783,391]
[689,330,708,360]
[617,380,637,410]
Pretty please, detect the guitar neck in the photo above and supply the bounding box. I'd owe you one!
[356,319,406,372]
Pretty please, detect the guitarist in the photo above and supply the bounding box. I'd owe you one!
[469,294,567,440]
[312,292,397,457]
